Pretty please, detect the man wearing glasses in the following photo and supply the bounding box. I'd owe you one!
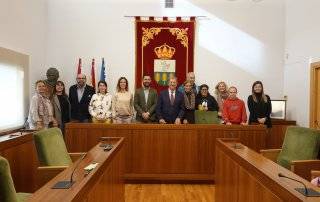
[69,74,95,122]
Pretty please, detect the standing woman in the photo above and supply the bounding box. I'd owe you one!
[183,80,196,124]
[27,80,57,130]
[112,77,134,123]
[247,81,272,128]
[215,81,229,117]
[52,81,71,133]
[196,84,219,112]
[89,81,112,123]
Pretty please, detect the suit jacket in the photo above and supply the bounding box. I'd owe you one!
[52,94,71,128]
[156,89,185,123]
[134,87,158,122]
[69,84,95,121]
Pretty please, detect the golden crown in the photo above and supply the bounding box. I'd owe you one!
[154,44,175,59]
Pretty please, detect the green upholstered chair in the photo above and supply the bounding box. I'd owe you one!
[33,127,84,188]
[195,110,220,124]
[261,126,320,180]
[0,156,31,202]
[34,127,72,166]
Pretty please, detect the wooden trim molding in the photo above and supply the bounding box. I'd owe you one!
[310,61,320,128]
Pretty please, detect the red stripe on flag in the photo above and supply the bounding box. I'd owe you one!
[77,58,82,74]
[91,58,96,89]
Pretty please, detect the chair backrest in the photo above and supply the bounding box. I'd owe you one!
[0,156,18,202]
[277,126,320,169]
[195,110,220,124]
[34,127,72,166]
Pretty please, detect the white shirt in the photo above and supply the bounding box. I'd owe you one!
[168,89,176,101]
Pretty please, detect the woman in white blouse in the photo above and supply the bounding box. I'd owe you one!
[27,80,57,130]
[89,81,112,123]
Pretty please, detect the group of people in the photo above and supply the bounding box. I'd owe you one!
[27,71,272,132]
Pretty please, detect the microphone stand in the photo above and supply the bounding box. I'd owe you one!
[278,173,320,197]
[52,153,87,189]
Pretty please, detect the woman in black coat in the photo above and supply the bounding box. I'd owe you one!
[247,81,272,128]
[195,84,219,112]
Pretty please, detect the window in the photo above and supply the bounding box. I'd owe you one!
[0,47,29,132]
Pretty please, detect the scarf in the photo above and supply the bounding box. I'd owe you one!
[184,91,195,110]
[37,93,51,125]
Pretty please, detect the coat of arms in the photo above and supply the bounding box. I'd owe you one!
[154,44,176,86]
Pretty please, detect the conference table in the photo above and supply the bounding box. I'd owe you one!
[65,123,267,182]
[215,138,320,202]
[28,137,125,202]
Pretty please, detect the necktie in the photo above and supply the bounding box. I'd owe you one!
[170,91,174,105]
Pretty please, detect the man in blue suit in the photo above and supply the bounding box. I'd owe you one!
[156,77,184,124]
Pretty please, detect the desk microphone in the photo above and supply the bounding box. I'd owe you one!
[278,173,320,197]
[52,153,87,189]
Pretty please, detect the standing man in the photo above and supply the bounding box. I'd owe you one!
[134,75,158,123]
[156,77,184,124]
[69,74,95,122]
[178,72,199,94]
[222,86,247,125]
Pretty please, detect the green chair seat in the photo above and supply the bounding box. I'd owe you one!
[0,156,30,202]
[34,127,72,166]
[17,193,31,202]
[277,126,320,169]
[195,110,220,124]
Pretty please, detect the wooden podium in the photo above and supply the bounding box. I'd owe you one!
[215,138,320,202]
[28,137,125,202]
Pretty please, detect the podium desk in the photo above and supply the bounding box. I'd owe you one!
[0,131,38,192]
[215,138,320,202]
[65,123,267,182]
[28,137,125,202]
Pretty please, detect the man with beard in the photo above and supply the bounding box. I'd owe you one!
[134,75,158,122]
[69,74,95,122]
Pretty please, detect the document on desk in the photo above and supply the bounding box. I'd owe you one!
[84,162,99,172]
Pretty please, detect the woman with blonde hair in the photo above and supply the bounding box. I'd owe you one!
[112,77,134,123]
[27,80,57,130]
[182,80,196,124]
[89,80,112,123]
[215,81,229,117]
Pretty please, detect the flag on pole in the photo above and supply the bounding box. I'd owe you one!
[77,58,82,74]
[100,58,106,82]
[91,58,96,89]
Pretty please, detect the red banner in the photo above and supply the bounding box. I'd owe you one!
[135,17,195,92]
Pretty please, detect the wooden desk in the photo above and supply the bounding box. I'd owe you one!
[215,138,320,202]
[268,119,296,149]
[28,137,125,202]
[0,132,39,192]
[65,124,267,182]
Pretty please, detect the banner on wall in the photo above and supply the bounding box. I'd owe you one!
[135,16,195,92]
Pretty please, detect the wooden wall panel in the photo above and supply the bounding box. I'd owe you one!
[0,132,38,193]
[267,120,296,149]
[65,124,266,182]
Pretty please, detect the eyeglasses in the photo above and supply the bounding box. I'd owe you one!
[201,89,208,91]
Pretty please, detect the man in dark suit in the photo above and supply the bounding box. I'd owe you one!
[156,77,184,124]
[134,75,158,122]
[69,74,95,122]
